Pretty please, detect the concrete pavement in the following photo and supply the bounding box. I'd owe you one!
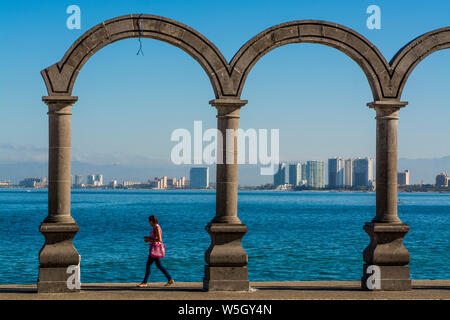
[0,280,449,300]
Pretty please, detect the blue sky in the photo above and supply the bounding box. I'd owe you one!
[0,0,449,184]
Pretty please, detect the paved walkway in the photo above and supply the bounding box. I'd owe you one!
[0,280,449,300]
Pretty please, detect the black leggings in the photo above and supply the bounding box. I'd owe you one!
[142,255,172,283]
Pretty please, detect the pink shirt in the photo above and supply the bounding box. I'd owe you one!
[149,224,162,254]
[150,224,162,242]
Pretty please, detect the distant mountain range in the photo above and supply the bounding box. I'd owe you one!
[0,156,448,186]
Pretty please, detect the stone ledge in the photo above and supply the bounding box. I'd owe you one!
[364,222,410,233]
[209,99,248,108]
[367,101,408,108]
[39,222,79,233]
[42,96,78,103]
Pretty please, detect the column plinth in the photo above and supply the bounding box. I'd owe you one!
[38,96,80,293]
[203,223,249,291]
[203,98,250,291]
[361,101,411,291]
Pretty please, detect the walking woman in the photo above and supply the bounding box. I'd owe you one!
[137,215,175,287]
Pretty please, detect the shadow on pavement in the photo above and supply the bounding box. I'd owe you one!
[252,286,362,292]
[81,285,204,292]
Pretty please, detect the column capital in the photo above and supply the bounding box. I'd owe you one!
[368,101,408,120]
[43,96,77,115]
[367,100,408,110]
[210,99,247,119]
[209,98,248,108]
[43,96,78,106]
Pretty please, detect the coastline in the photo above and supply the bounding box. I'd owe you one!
[1,187,450,193]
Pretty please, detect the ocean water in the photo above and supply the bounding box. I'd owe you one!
[0,189,448,284]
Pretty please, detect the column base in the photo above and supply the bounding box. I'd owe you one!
[362,222,411,291]
[203,266,250,291]
[38,222,80,293]
[363,222,410,265]
[203,222,249,291]
[361,264,411,291]
[38,267,80,293]
[205,223,248,266]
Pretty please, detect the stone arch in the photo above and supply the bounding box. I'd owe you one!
[38,14,238,293]
[228,20,392,100]
[390,26,450,99]
[41,14,230,98]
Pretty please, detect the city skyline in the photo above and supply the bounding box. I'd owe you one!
[7,165,450,190]
[2,154,450,186]
[273,157,374,189]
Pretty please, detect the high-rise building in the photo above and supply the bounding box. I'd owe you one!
[148,176,169,189]
[19,177,47,188]
[306,160,325,189]
[274,163,286,187]
[344,159,353,187]
[109,180,118,188]
[87,174,95,185]
[398,170,410,186]
[87,174,103,186]
[301,163,307,185]
[352,158,373,187]
[190,167,210,189]
[436,173,449,187]
[95,174,103,186]
[74,174,83,187]
[288,163,302,186]
[175,176,186,188]
[167,177,176,188]
[328,157,345,188]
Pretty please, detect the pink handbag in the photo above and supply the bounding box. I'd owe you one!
[150,242,166,258]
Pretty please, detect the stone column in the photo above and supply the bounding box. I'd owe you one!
[362,101,411,291]
[38,96,80,293]
[203,98,250,291]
